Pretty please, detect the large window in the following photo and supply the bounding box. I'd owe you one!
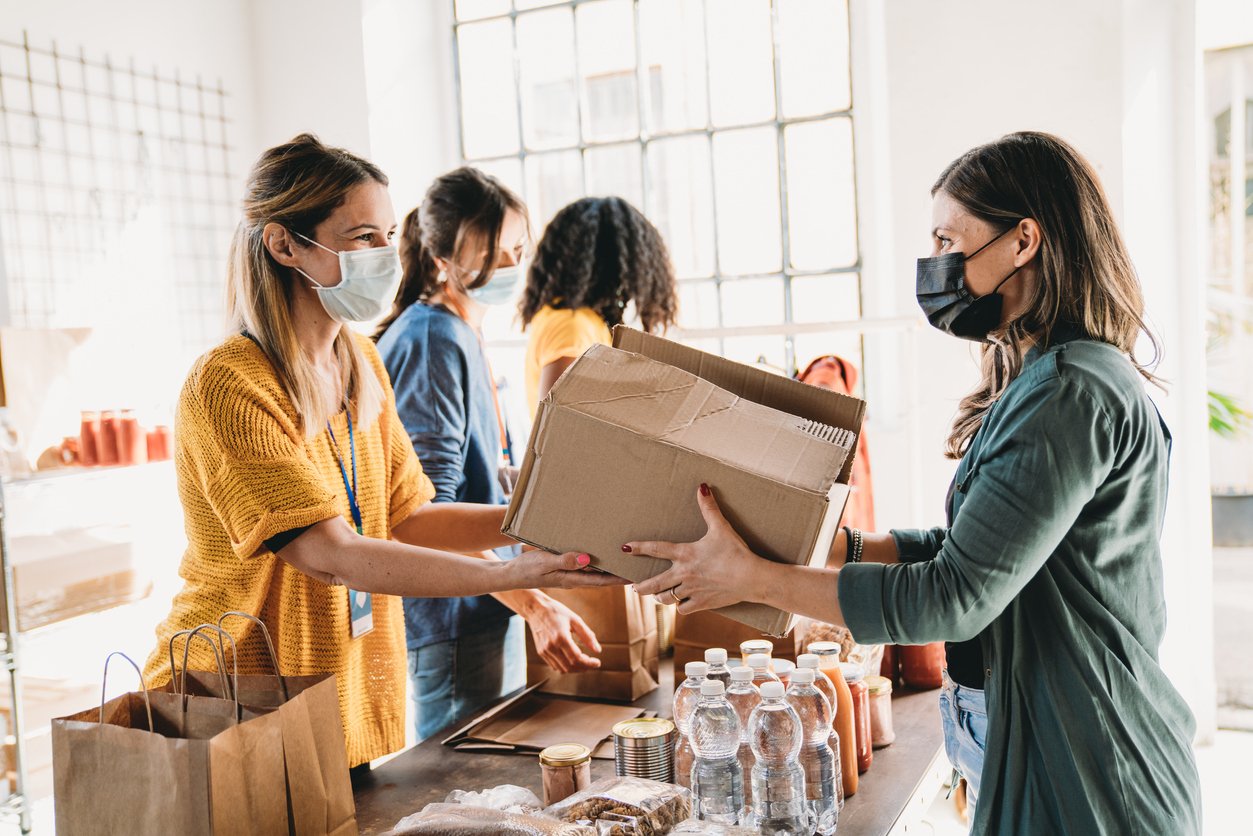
[452,0,862,408]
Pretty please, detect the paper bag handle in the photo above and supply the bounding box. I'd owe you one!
[100,651,154,732]
[186,624,241,720]
[216,610,289,702]
[167,628,229,699]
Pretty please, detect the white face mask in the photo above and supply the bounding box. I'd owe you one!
[294,231,402,323]
[465,263,523,306]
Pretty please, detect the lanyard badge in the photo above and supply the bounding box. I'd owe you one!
[328,413,373,639]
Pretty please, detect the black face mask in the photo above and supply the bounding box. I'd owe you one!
[915,226,1022,342]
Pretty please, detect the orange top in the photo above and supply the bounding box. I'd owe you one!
[142,333,435,766]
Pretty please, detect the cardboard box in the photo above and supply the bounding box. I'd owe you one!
[526,587,659,702]
[504,328,864,636]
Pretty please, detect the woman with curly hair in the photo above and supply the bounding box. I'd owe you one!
[519,196,678,413]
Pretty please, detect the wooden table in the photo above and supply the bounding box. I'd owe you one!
[353,661,947,835]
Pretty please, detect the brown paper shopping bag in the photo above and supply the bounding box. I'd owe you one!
[175,613,358,836]
[51,651,289,836]
[526,587,659,701]
[672,609,796,670]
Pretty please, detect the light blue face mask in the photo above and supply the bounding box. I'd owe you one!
[465,264,522,306]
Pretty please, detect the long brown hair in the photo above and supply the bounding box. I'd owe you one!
[374,166,529,336]
[519,196,678,332]
[226,133,387,438]
[936,131,1161,459]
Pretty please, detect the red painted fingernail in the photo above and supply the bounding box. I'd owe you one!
[621,544,632,553]
[576,553,591,567]
[700,483,710,496]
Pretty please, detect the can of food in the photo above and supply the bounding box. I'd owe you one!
[612,717,677,783]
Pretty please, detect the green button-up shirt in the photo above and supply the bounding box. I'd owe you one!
[839,338,1201,835]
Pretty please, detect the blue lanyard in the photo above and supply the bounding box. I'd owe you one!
[326,412,363,535]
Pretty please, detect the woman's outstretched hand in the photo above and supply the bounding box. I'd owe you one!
[508,548,630,591]
[626,484,763,614]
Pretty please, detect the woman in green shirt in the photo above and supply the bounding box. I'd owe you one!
[627,132,1202,835]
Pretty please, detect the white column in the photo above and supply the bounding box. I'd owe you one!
[1121,0,1217,742]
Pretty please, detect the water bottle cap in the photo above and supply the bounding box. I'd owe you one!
[796,653,819,668]
[729,666,754,681]
[746,653,770,670]
[700,679,725,696]
[759,681,784,699]
[790,667,816,684]
[685,661,709,678]
[704,647,728,665]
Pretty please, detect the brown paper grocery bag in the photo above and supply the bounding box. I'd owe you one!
[51,652,289,836]
[526,587,659,701]
[176,614,358,836]
[672,609,796,670]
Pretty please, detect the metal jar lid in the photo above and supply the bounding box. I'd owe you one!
[612,717,675,742]
[539,743,592,767]
[866,675,893,696]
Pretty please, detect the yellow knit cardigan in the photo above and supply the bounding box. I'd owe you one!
[143,333,435,766]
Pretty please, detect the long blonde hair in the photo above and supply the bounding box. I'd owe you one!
[934,132,1161,459]
[226,133,385,438]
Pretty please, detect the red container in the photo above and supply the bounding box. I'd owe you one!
[842,664,873,775]
[99,410,120,466]
[119,410,146,465]
[898,643,946,691]
[146,425,172,461]
[78,411,101,467]
[880,645,899,685]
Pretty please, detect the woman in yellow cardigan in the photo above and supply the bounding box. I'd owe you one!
[143,134,617,768]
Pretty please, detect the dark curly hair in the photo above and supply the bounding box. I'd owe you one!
[375,166,528,337]
[519,196,678,332]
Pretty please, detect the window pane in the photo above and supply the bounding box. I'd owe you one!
[785,118,857,270]
[586,144,644,207]
[713,127,781,275]
[722,335,787,370]
[720,277,784,327]
[639,0,708,133]
[577,0,639,142]
[471,158,526,204]
[790,273,860,323]
[647,136,715,279]
[676,280,720,330]
[457,20,520,158]
[518,9,579,150]
[525,150,584,228]
[455,0,509,21]
[793,331,863,387]
[778,0,851,117]
[706,0,775,127]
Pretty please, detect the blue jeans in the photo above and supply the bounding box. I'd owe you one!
[408,615,526,741]
[939,671,988,811]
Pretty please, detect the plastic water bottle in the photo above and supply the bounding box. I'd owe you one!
[689,680,744,824]
[726,666,761,816]
[745,653,780,688]
[705,648,732,687]
[797,653,845,809]
[674,661,709,735]
[748,681,810,835]
[673,661,707,789]
[787,667,839,834]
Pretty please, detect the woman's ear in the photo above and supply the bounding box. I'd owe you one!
[1013,218,1043,267]
[263,222,301,268]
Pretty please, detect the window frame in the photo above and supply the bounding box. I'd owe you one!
[451,0,864,374]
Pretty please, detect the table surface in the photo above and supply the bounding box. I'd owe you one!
[353,660,944,835]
